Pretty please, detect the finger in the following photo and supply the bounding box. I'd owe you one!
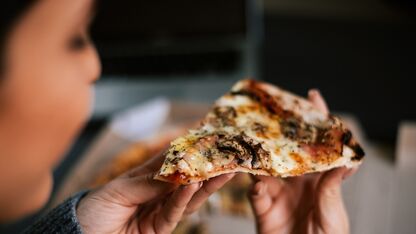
[317,167,347,198]
[308,89,329,115]
[342,167,358,180]
[126,153,166,178]
[316,167,350,232]
[155,183,201,233]
[305,172,324,188]
[295,172,324,202]
[252,175,285,198]
[138,202,162,234]
[316,167,347,215]
[185,173,235,214]
[136,199,160,220]
[106,173,175,206]
[249,180,273,217]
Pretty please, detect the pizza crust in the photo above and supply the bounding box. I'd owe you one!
[155,152,360,184]
[154,167,271,184]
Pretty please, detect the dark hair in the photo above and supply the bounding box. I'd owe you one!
[0,1,36,72]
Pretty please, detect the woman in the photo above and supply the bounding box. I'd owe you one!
[0,0,355,233]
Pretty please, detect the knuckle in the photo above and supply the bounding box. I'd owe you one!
[201,184,215,195]
[322,186,341,199]
[161,211,177,227]
[144,173,156,185]
[184,205,197,216]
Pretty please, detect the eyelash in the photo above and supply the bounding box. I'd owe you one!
[69,34,89,51]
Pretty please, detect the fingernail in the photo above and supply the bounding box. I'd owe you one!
[198,182,203,188]
[226,173,235,179]
[253,181,264,196]
[309,89,319,96]
[342,168,353,180]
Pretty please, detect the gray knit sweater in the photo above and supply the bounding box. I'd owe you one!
[22,191,88,234]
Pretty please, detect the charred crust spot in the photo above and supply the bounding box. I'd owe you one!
[316,128,332,146]
[253,122,276,139]
[351,144,365,161]
[237,158,245,165]
[281,118,300,139]
[213,106,237,126]
[342,130,352,145]
[281,117,316,143]
[252,143,269,168]
[253,122,267,132]
[172,150,179,156]
[230,90,261,102]
[201,148,214,162]
[234,135,259,168]
[217,145,240,155]
[166,156,181,165]
[230,85,290,118]
[251,150,259,167]
[340,130,352,155]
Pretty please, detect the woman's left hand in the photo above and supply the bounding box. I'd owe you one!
[77,153,234,234]
[248,90,356,234]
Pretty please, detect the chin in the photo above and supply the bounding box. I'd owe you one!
[30,174,53,212]
[1,174,53,222]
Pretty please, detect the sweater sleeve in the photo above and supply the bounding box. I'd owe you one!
[22,191,88,234]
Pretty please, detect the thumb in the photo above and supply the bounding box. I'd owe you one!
[317,167,346,198]
[103,173,176,206]
[308,89,329,115]
[249,180,273,218]
[315,167,350,233]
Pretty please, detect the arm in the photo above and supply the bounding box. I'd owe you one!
[22,191,87,234]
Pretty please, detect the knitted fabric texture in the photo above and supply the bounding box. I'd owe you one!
[22,191,88,234]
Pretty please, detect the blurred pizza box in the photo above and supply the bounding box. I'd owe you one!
[52,98,210,206]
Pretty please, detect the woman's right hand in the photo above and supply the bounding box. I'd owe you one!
[77,153,234,234]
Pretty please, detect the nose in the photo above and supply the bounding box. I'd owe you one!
[84,44,101,84]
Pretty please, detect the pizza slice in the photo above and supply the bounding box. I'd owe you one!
[155,79,365,184]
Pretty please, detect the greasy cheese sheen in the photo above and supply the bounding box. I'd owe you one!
[161,93,312,176]
[162,134,215,177]
[158,80,362,182]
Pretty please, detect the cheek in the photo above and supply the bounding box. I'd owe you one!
[4,55,93,166]
[40,69,92,161]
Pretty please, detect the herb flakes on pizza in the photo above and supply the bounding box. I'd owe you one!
[155,79,365,184]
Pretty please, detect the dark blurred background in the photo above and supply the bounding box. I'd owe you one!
[89,0,416,143]
[260,0,416,143]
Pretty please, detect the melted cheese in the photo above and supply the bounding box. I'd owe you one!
[157,79,362,182]
[217,93,310,175]
[161,90,320,177]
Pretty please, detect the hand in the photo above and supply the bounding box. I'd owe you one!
[249,90,357,234]
[77,153,234,233]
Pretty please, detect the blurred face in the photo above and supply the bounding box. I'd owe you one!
[0,0,100,221]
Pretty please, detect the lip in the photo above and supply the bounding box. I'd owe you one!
[87,87,95,118]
